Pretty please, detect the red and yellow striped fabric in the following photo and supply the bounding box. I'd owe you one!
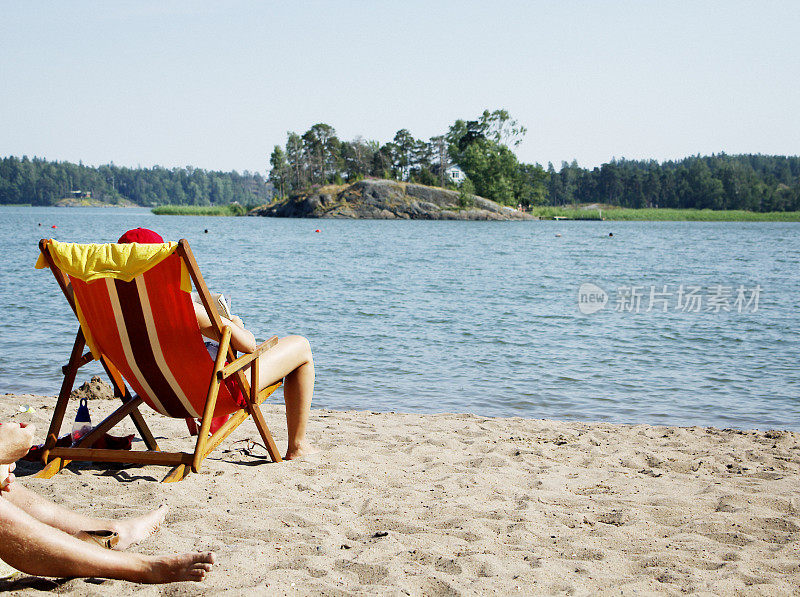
[69,252,242,419]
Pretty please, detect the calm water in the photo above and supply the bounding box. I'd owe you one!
[1,206,798,431]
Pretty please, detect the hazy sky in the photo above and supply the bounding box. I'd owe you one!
[2,1,798,174]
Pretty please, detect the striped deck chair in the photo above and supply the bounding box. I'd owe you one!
[35,238,283,482]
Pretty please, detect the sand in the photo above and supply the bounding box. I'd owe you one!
[1,392,799,595]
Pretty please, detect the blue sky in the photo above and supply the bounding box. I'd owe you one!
[1,1,798,174]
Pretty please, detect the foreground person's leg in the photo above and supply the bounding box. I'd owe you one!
[251,335,317,459]
[0,497,213,583]
[4,484,167,550]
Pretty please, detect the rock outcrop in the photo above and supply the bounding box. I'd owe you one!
[55,197,137,208]
[249,180,534,220]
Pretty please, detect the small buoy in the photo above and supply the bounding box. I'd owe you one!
[204,229,209,233]
[51,225,57,228]
[315,229,321,233]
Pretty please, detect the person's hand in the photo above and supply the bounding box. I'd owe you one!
[0,421,36,464]
[230,315,245,329]
[0,462,15,492]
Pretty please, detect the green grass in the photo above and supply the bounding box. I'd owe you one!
[529,206,603,220]
[529,206,800,221]
[151,204,249,216]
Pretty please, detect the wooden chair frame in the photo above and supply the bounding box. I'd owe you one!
[36,238,283,483]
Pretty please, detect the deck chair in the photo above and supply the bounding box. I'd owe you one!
[34,238,283,482]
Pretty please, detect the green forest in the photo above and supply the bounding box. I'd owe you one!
[543,154,800,212]
[2,109,799,212]
[0,157,270,207]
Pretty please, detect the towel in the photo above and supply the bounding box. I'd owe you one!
[35,240,190,291]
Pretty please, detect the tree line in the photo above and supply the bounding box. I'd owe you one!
[268,110,548,207]
[3,109,799,212]
[545,154,800,212]
[269,112,800,212]
[0,156,271,206]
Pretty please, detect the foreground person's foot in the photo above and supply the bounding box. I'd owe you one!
[113,505,169,550]
[285,441,320,460]
[142,552,215,583]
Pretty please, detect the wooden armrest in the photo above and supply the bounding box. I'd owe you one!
[219,336,279,379]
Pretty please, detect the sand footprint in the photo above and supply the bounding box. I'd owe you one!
[333,560,389,585]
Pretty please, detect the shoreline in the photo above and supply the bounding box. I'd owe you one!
[4,203,800,220]
[2,392,798,594]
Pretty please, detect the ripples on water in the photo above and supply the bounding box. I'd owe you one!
[1,207,798,431]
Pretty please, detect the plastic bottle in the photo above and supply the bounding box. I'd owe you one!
[71,398,92,443]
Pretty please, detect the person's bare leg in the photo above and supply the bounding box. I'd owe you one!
[0,497,213,583]
[249,335,317,459]
[4,484,167,549]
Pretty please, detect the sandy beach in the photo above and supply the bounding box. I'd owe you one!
[1,391,799,595]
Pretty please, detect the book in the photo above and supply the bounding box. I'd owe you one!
[191,291,232,320]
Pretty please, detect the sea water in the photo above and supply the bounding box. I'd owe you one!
[1,206,798,431]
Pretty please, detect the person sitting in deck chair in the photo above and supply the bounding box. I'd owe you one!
[0,421,214,583]
[117,228,317,460]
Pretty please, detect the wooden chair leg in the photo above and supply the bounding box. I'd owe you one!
[191,328,229,473]
[36,458,67,479]
[162,464,192,483]
[128,409,160,451]
[42,329,86,463]
[190,380,221,474]
[196,380,280,463]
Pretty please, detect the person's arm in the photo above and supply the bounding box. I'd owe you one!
[193,302,256,353]
[0,422,36,465]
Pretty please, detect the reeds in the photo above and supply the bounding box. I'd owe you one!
[151,204,248,216]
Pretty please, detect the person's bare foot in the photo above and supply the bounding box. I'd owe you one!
[284,441,320,460]
[141,552,215,583]
[112,505,169,550]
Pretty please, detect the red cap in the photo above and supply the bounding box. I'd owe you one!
[117,228,164,244]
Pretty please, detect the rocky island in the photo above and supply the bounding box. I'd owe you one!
[249,180,534,220]
[54,196,137,208]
